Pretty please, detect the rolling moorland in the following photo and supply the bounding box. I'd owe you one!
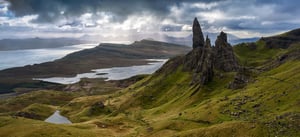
[0,18,300,137]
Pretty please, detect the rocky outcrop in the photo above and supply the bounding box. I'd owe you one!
[88,101,110,116]
[92,101,105,109]
[177,19,239,85]
[15,111,42,120]
[192,18,205,49]
[228,67,251,89]
[214,31,239,72]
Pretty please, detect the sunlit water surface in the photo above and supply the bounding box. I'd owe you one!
[0,44,98,70]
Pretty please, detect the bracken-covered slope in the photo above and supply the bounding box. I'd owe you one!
[0,26,300,136]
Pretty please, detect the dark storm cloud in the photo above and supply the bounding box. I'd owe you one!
[5,0,222,23]
[2,0,300,39]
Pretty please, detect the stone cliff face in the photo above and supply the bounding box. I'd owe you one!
[192,18,205,49]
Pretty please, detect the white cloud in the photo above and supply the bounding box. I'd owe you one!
[181,24,192,31]
[184,2,218,10]
[0,14,38,27]
[96,12,112,25]
[0,5,7,14]
[1,0,299,40]
[198,10,225,23]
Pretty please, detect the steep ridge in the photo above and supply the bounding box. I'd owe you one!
[261,28,300,49]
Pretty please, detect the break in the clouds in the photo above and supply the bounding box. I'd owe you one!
[0,0,299,40]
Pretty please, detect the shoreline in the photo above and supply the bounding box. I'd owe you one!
[33,59,168,84]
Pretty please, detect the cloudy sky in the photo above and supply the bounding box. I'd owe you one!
[0,0,299,40]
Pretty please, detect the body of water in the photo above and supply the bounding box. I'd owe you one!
[0,44,98,70]
[34,59,168,84]
[45,110,72,124]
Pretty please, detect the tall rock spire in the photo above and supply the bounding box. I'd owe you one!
[214,31,239,71]
[192,17,205,49]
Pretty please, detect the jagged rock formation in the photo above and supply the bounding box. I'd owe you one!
[192,18,205,49]
[183,19,239,85]
[158,18,240,85]
[214,31,239,72]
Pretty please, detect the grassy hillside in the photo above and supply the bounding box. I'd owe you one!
[1,59,299,136]
[234,40,284,66]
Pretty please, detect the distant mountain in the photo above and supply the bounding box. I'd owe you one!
[0,37,89,51]
[230,37,260,45]
[0,39,191,93]
[79,33,258,47]
[161,33,259,46]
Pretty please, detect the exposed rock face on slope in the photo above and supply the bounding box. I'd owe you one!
[214,32,239,72]
[192,18,205,49]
